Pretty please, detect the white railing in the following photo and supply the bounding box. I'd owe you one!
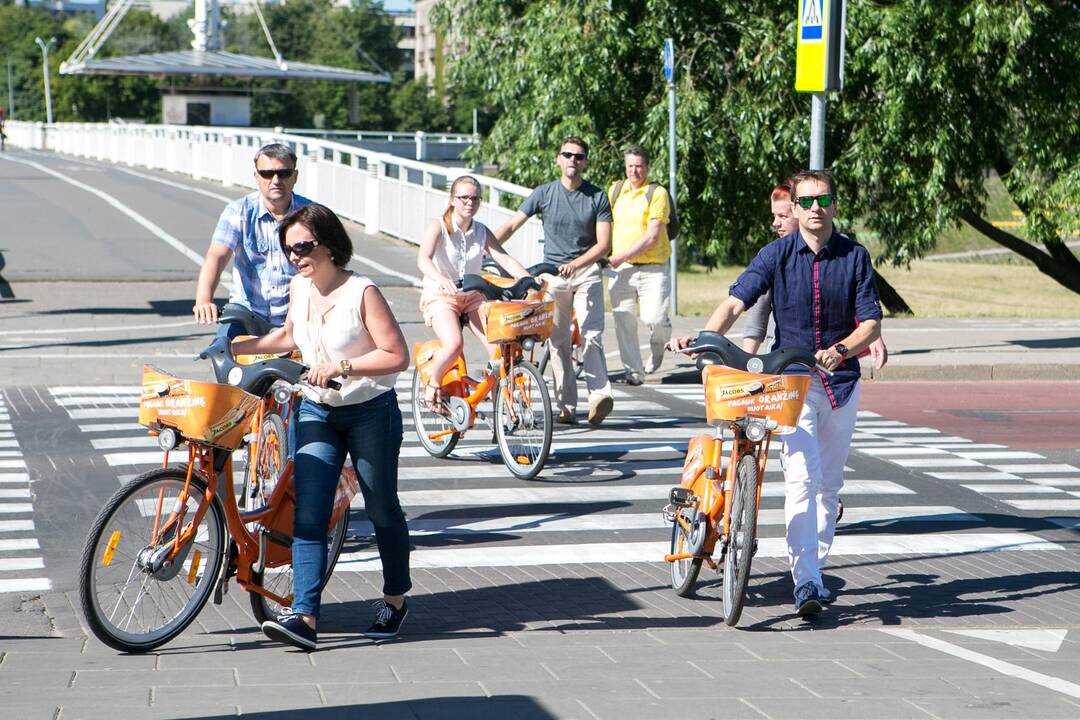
[4,120,545,268]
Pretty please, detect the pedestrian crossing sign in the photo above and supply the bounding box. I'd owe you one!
[796,0,845,92]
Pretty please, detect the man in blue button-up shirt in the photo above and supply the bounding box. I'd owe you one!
[672,169,882,617]
[193,143,312,337]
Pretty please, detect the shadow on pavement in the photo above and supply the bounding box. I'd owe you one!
[33,299,197,317]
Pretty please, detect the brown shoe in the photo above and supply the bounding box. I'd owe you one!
[587,395,613,425]
[556,408,578,425]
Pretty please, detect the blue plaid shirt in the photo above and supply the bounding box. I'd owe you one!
[211,191,311,326]
[729,230,882,409]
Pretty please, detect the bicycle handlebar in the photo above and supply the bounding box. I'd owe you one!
[198,336,341,396]
[218,303,275,336]
[677,331,831,376]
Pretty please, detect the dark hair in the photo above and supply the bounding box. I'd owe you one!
[558,136,589,156]
[255,142,297,167]
[278,204,353,268]
[789,169,836,200]
[623,144,650,165]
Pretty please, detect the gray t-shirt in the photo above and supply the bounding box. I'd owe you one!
[518,180,613,265]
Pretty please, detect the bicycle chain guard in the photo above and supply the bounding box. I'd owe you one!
[445,396,472,432]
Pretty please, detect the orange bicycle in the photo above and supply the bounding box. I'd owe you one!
[663,331,824,625]
[78,336,356,652]
[411,266,556,480]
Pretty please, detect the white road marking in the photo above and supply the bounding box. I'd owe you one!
[962,484,1064,494]
[336,533,1061,571]
[0,578,52,593]
[942,628,1068,653]
[892,458,984,468]
[927,471,1021,481]
[881,629,1080,699]
[988,464,1079,474]
[0,520,35,532]
[0,539,39,551]
[1006,499,1080,511]
[954,451,1045,460]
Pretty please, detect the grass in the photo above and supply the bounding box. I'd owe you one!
[675,261,1080,319]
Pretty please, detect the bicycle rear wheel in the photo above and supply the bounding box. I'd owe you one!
[249,503,347,625]
[411,367,459,458]
[79,467,225,652]
[240,412,287,511]
[669,505,706,597]
[722,453,760,626]
[494,361,552,480]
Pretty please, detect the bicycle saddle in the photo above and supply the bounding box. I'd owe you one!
[461,274,544,302]
[686,331,819,375]
[199,336,339,396]
[218,304,274,336]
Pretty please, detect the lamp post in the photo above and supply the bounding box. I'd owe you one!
[34,36,56,124]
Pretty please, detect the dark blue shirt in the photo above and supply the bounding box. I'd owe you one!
[729,230,882,408]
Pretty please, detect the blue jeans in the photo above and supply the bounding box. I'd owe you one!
[291,390,409,618]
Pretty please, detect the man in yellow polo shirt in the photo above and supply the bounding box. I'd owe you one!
[607,145,672,385]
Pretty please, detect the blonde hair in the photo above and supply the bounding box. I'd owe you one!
[443,176,482,235]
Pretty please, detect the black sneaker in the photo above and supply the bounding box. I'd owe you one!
[262,609,317,651]
[364,599,408,639]
[794,581,823,617]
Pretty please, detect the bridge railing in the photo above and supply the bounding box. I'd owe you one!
[4,120,545,268]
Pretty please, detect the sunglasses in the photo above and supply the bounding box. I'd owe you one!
[559,151,587,161]
[256,168,297,180]
[284,240,318,258]
[795,193,834,209]
[455,194,482,202]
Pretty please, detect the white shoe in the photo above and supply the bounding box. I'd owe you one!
[643,358,659,374]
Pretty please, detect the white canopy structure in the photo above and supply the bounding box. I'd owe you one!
[59,0,391,84]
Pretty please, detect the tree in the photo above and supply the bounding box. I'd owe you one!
[434,0,1080,295]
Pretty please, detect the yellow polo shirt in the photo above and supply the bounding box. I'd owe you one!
[608,180,671,265]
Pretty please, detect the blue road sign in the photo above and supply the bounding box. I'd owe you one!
[801,0,824,42]
[663,38,674,83]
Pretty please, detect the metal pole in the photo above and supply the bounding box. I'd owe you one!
[667,69,678,315]
[809,92,826,170]
[35,37,56,125]
[7,61,14,119]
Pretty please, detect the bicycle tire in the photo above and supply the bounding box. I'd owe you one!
[248,500,348,625]
[669,506,706,597]
[538,340,585,382]
[494,361,552,480]
[411,367,459,458]
[78,467,225,652]
[722,453,759,626]
[240,412,287,511]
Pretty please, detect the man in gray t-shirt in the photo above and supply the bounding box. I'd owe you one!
[494,136,615,425]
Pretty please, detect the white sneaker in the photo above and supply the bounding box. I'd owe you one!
[643,358,660,374]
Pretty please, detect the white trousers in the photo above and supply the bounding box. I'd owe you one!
[781,376,861,592]
[608,263,672,375]
[545,263,611,412]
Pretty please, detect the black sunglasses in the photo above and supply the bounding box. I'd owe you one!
[284,240,318,258]
[257,168,297,180]
[559,151,587,161]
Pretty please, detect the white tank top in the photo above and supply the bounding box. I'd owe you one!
[422,217,488,294]
[289,273,398,406]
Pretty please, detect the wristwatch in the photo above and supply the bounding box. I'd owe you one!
[833,343,849,358]
[339,359,352,376]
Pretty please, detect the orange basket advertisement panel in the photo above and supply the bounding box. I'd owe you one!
[138,366,261,450]
[702,366,810,434]
[483,299,555,343]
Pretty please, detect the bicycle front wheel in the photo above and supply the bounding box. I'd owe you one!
[723,453,760,626]
[494,361,552,480]
[249,500,347,625]
[78,467,225,652]
[240,411,287,511]
[411,367,459,458]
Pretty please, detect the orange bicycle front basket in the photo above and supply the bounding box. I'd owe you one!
[483,298,555,343]
[138,365,261,450]
[702,365,810,434]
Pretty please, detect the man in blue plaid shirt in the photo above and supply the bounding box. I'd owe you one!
[193,143,312,337]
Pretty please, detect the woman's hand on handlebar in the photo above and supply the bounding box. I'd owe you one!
[306,362,346,389]
[193,301,219,325]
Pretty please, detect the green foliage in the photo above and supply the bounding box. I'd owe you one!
[436,0,1080,293]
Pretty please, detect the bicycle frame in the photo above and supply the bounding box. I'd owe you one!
[666,422,771,569]
[149,423,354,608]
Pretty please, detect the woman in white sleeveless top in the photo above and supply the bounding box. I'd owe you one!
[416,175,531,410]
[233,204,411,651]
